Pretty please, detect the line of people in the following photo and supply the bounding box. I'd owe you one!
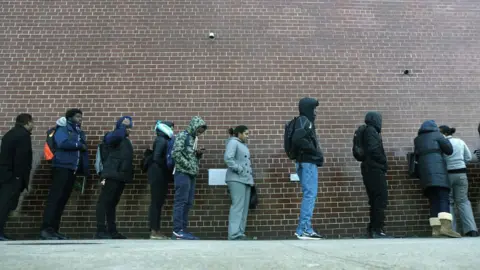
[0,99,479,241]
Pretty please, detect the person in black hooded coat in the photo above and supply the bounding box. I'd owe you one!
[291,97,324,240]
[361,111,390,238]
[148,120,174,240]
[414,120,460,238]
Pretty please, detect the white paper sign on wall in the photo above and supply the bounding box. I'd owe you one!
[290,173,300,182]
[208,169,228,186]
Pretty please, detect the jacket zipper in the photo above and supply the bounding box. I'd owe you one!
[74,132,80,174]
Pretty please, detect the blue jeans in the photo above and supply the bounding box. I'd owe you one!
[425,187,450,217]
[173,172,196,232]
[296,162,318,234]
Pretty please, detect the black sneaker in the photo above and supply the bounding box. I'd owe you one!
[465,231,479,237]
[40,228,61,240]
[95,232,112,239]
[295,231,324,240]
[110,232,127,239]
[54,231,69,240]
[370,229,392,239]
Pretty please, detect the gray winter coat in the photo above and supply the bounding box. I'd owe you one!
[224,137,254,186]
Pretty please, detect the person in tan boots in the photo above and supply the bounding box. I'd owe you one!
[413,120,461,238]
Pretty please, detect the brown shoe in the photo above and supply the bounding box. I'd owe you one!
[150,231,168,240]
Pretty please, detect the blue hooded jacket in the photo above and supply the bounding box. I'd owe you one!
[52,117,89,176]
[105,116,133,145]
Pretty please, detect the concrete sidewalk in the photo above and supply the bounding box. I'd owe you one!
[0,238,477,270]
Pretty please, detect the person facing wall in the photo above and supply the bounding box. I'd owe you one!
[439,125,478,237]
[414,120,460,238]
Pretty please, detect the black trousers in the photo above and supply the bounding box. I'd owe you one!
[425,187,450,217]
[96,179,125,233]
[41,168,76,231]
[361,166,388,230]
[0,178,23,234]
[149,177,169,231]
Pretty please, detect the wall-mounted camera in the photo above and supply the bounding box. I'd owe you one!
[209,32,215,39]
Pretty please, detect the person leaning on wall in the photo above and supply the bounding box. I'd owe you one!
[439,125,478,237]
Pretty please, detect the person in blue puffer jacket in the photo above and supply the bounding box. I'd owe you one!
[40,109,89,240]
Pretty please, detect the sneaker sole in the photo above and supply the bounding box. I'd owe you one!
[295,233,323,240]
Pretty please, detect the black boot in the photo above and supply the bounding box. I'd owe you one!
[465,230,479,237]
[0,234,12,241]
[40,228,61,240]
[370,228,392,239]
[110,232,127,239]
[95,232,112,239]
[54,231,69,240]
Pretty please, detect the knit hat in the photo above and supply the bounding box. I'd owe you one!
[155,120,174,138]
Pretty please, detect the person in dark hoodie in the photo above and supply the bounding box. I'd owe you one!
[95,116,133,239]
[291,97,324,240]
[171,116,207,240]
[40,109,89,240]
[414,120,460,238]
[361,112,390,238]
[148,120,174,240]
[0,114,34,241]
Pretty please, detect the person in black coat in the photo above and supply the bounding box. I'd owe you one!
[361,111,390,238]
[95,116,134,240]
[414,120,460,238]
[148,120,174,240]
[0,114,34,241]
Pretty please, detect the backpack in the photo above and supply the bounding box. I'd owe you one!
[284,117,300,160]
[166,132,190,171]
[94,140,109,176]
[43,127,57,160]
[407,152,419,178]
[352,125,367,161]
[141,148,154,173]
[166,136,176,171]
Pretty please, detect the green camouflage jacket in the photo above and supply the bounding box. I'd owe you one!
[172,116,207,176]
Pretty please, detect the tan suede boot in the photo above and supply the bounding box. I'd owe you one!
[429,217,442,237]
[438,212,461,238]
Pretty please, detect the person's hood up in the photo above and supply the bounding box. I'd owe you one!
[116,116,133,129]
[418,120,439,135]
[56,117,67,127]
[365,112,382,133]
[155,120,174,138]
[187,116,207,136]
[298,97,319,122]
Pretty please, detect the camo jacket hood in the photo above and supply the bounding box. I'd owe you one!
[172,116,207,176]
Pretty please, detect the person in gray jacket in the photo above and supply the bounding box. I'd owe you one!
[439,125,478,237]
[224,125,253,240]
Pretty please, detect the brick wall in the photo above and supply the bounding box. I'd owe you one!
[1,0,480,239]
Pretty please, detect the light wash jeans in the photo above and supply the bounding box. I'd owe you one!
[295,162,318,235]
[449,173,478,234]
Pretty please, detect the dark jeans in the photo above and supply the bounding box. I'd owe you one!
[173,172,196,232]
[361,166,388,230]
[41,168,76,231]
[149,177,169,231]
[425,186,450,217]
[96,179,125,233]
[0,178,23,234]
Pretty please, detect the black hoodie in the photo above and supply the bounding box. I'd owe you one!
[291,97,324,166]
[362,112,388,172]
